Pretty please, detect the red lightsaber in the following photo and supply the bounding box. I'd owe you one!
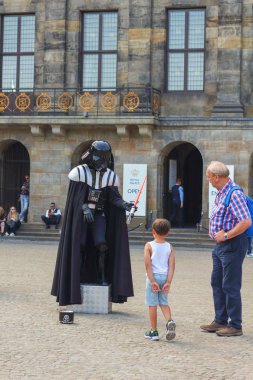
[127,176,147,224]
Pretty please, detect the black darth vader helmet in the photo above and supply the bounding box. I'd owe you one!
[81,141,112,172]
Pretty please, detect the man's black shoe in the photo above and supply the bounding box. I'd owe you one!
[45,225,50,229]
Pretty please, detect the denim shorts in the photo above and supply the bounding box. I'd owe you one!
[145,274,169,306]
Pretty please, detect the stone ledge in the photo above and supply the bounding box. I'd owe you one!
[2,116,253,131]
[0,115,157,126]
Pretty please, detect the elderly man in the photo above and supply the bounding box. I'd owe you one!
[201,161,251,337]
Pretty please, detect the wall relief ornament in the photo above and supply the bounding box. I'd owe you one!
[0,92,9,112]
[36,92,52,111]
[15,93,31,112]
[101,92,118,111]
[57,92,74,112]
[79,92,96,112]
[123,91,139,112]
[153,93,160,114]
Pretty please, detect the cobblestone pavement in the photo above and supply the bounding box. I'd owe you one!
[1,239,253,380]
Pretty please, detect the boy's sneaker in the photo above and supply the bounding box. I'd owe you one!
[246,252,253,258]
[9,232,15,237]
[5,232,9,236]
[166,319,176,341]
[144,329,159,341]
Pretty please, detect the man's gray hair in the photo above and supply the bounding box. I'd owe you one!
[207,161,230,177]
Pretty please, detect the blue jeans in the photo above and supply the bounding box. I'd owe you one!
[247,237,252,253]
[19,194,29,222]
[211,234,247,329]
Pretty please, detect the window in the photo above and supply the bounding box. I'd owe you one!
[0,15,35,90]
[81,12,118,90]
[167,9,205,92]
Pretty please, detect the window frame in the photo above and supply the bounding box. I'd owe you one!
[166,8,206,93]
[80,10,118,91]
[0,13,35,91]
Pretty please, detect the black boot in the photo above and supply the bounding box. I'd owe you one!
[97,251,108,286]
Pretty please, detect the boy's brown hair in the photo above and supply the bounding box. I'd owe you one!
[152,218,171,236]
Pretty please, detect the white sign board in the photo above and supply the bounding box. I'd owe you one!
[208,165,234,217]
[169,160,177,191]
[123,164,147,216]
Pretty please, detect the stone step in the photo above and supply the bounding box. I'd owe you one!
[10,224,213,248]
[129,239,214,248]
[2,235,60,242]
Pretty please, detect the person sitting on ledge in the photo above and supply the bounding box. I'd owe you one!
[0,206,7,236]
[6,206,21,237]
[41,202,61,229]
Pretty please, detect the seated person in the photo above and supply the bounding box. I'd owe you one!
[0,206,7,236]
[6,206,21,236]
[41,202,61,229]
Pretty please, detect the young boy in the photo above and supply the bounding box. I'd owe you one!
[144,218,176,341]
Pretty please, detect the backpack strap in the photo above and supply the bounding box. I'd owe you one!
[224,186,243,208]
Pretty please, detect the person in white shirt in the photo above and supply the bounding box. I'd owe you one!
[41,202,61,229]
[144,218,176,341]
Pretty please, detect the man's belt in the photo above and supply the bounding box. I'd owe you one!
[87,203,104,211]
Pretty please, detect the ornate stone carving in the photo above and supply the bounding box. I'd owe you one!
[36,92,52,111]
[0,92,9,113]
[153,93,160,114]
[15,93,31,112]
[101,92,118,112]
[57,92,74,112]
[123,91,140,112]
[79,92,96,112]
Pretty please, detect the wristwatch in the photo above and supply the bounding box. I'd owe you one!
[224,232,228,239]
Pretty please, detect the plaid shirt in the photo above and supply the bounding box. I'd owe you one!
[209,178,250,240]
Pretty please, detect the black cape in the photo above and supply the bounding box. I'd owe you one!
[51,180,134,305]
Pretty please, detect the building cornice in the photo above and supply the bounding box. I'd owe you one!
[1,116,253,133]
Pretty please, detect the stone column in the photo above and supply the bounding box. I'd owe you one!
[128,0,152,86]
[212,0,244,116]
[34,0,46,87]
[42,1,67,88]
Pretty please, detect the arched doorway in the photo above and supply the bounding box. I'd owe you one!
[0,141,30,211]
[163,142,203,227]
[71,140,114,170]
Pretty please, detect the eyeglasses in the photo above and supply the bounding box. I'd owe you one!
[11,208,16,211]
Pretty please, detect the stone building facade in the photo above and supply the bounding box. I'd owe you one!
[0,0,253,227]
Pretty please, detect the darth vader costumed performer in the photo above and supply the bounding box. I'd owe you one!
[51,141,135,306]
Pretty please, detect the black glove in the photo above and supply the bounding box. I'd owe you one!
[82,204,94,223]
[122,202,137,212]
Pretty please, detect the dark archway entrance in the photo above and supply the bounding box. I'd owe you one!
[163,142,203,227]
[0,141,30,212]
